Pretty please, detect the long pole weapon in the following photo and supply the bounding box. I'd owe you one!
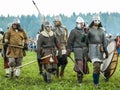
[17,1,46,69]
[19,60,37,68]
[32,0,41,15]
[32,0,45,25]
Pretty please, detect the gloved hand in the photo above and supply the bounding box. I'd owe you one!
[23,44,28,50]
[66,49,71,57]
[105,51,108,58]
[4,42,9,47]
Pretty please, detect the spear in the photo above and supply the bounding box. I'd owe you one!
[32,0,41,15]
[18,60,37,68]
[32,0,46,26]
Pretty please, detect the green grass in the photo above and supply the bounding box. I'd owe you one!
[0,52,120,90]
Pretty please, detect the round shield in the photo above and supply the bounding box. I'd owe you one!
[100,41,116,71]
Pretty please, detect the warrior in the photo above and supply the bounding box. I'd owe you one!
[4,19,28,79]
[36,21,62,83]
[66,16,89,83]
[52,16,68,78]
[86,14,108,88]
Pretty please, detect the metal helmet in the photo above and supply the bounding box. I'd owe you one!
[0,28,3,32]
[54,16,62,22]
[13,18,20,24]
[44,21,50,27]
[92,14,100,21]
[76,16,84,23]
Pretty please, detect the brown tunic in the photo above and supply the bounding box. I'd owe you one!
[5,27,28,58]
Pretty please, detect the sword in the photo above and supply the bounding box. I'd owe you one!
[68,56,85,75]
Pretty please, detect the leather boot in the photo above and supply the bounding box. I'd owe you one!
[77,73,83,83]
[104,69,110,82]
[46,72,52,83]
[42,73,47,82]
[60,65,66,78]
[37,58,43,74]
[56,67,59,78]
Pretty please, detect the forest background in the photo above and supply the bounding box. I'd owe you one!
[0,12,120,38]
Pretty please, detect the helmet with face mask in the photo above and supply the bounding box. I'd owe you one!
[54,16,61,22]
[44,21,51,32]
[92,14,101,24]
[54,16,62,26]
[12,19,21,30]
[76,16,84,29]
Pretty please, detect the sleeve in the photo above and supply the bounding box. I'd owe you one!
[85,32,90,47]
[54,35,61,50]
[23,30,29,44]
[4,30,11,43]
[37,34,43,53]
[102,32,108,52]
[65,28,68,43]
[67,30,75,50]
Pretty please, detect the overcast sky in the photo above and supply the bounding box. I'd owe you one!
[0,0,120,17]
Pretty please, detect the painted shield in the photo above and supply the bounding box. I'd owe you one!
[100,41,118,78]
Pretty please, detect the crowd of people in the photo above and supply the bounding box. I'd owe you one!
[0,14,120,88]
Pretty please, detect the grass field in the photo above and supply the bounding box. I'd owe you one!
[0,51,120,90]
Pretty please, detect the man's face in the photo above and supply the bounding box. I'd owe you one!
[76,22,84,29]
[45,25,51,32]
[94,19,100,26]
[12,23,17,29]
[54,21,61,26]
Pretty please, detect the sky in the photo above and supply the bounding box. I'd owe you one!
[0,0,120,17]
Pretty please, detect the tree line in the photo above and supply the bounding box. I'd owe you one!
[0,12,120,38]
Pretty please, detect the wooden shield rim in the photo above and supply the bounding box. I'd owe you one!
[106,50,118,78]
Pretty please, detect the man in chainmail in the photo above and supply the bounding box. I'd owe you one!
[66,16,89,83]
[36,21,62,83]
[52,16,68,78]
[86,14,108,88]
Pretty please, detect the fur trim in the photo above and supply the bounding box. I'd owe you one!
[41,30,54,37]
